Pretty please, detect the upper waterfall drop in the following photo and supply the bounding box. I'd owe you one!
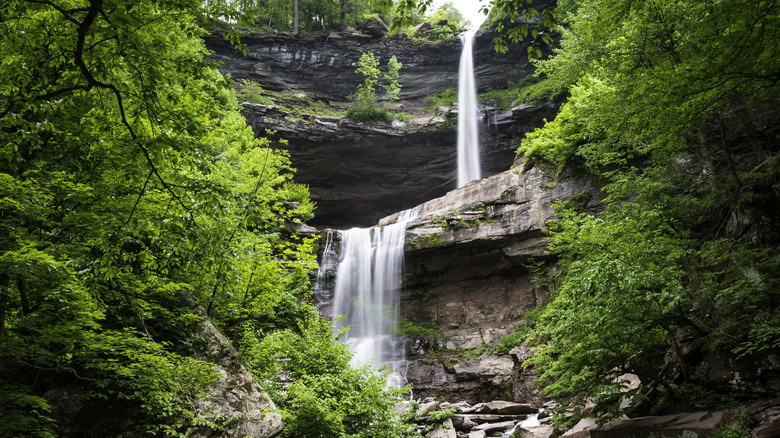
[457,29,481,187]
[331,207,420,387]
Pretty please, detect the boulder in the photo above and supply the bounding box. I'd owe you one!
[472,420,517,434]
[419,399,442,415]
[359,17,390,38]
[753,414,780,438]
[484,401,539,415]
[177,292,284,438]
[510,424,554,438]
[561,411,725,438]
[441,401,473,413]
[452,415,479,431]
[427,418,458,438]
[415,22,434,33]
[752,398,780,438]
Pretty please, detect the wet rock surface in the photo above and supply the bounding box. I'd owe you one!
[204,29,538,104]
[406,398,547,438]
[402,397,780,438]
[561,411,726,438]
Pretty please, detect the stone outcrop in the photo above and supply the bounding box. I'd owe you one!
[177,292,284,438]
[206,29,561,227]
[381,165,597,403]
[311,164,596,403]
[244,100,558,227]
[561,411,726,438]
[205,28,540,104]
[751,398,780,438]
[406,398,545,438]
[400,397,780,438]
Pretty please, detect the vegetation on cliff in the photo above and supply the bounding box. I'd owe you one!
[211,0,469,40]
[392,0,779,428]
[0,1,412,436]
[511,0,780,426]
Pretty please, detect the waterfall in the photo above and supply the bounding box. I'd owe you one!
[331,207,420,387]
[312,230,337,312]
[457,29,481,187]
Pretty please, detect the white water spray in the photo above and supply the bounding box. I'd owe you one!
[457,30,481,187]
[331,208,420,387]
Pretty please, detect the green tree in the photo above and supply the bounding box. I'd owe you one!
[385,0,556,54]
[232,0,390,34]
[384,55,403,101]
[346,51,392,122]
[516,0,780,424]
[243,312,417,438]
[0,0,404,436]
[356,52,381,104]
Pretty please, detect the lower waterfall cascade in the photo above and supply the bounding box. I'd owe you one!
[329,207,420,387]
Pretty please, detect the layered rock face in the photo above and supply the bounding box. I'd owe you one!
[379,164,598,404]
[206,31,559,227]
[240,102,558,227]
[204,29,537,104]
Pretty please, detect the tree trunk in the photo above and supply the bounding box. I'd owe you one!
[17,274,29,316]
[293,0,299,36]
[0,273,9,336]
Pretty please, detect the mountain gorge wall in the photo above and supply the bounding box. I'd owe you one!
[204,29,536,104]
[391,164,598,403]
[205,30,559,227]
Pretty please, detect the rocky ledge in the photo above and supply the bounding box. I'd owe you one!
[205,27,540,104]
[207,26,562,227]
[243,102,559,227]
[376,164,597,403]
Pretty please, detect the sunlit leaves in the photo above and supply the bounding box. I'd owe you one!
[0,0,318,435]
[518,0,780,421]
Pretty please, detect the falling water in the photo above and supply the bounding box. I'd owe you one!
[331,207,420,387]
[312,230,337,312]
[457,29,481,187]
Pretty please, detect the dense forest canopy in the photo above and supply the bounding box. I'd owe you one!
[490,0,779,426]
[209,0,388,33]
[204,0,470,36]
[0,0,414,436]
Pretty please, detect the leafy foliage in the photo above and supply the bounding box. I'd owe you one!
[346,51,407,123]
[243,312,417,438]
[479,75,567,110]
[426,408,456,430]
[0,0,403,436]
[514,0,780,424]
[384,55,403,101]
[218,0,392,35]
[386,0,557,55]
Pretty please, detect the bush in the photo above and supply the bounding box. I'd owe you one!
[244,312,416,438]
[345,104,392,123]
[236,79,273,104]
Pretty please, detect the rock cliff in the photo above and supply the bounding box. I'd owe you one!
[206,30,560,227]
[204,28,538,104]
[383,163,598,404]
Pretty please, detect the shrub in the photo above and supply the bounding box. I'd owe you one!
[345,104,391,123]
